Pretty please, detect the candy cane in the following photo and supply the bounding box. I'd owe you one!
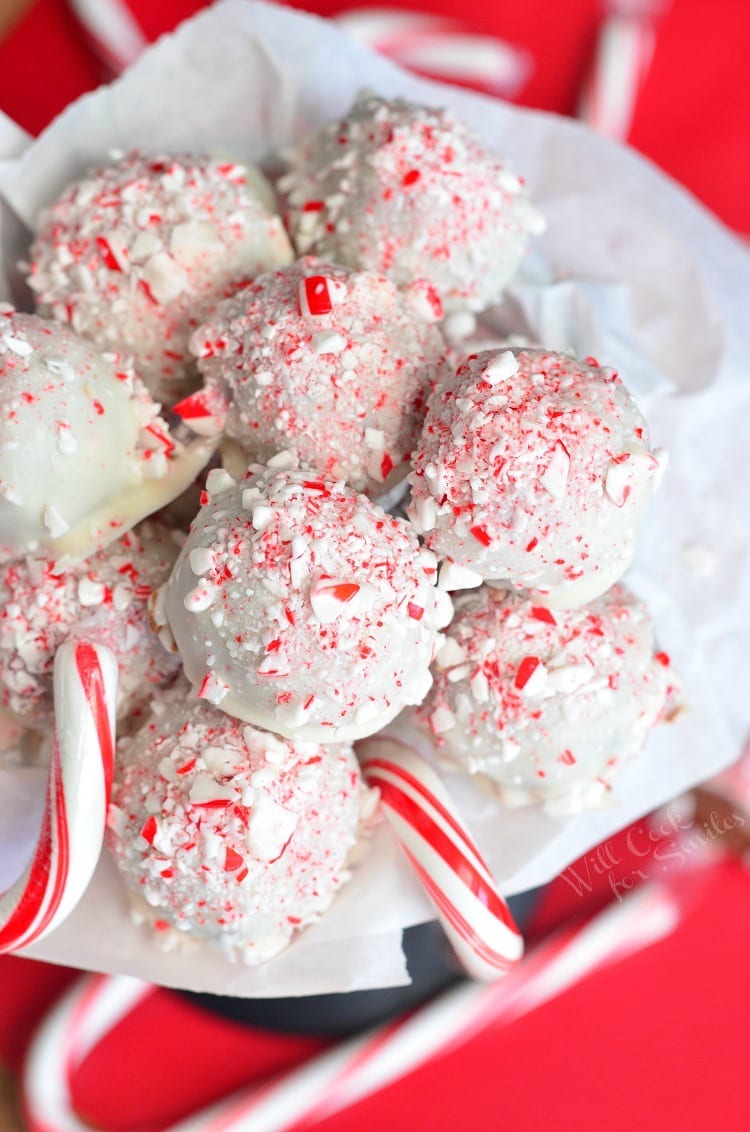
[336,10,531,100]
[0,640,117,954]
[358,738,523,980]
[67,0,147,77]
[22,880,682,1132]
[577,3,663,141]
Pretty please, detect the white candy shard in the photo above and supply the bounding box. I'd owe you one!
[248,788,299,862]
[540,441,570,499]
[438,561,484,591]
[484,350,518,385]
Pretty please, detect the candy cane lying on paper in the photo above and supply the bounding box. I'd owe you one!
[0,640,117,955]
[22,881,682,1132]
[358,737,523,981]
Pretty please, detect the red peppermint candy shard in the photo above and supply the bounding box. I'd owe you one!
[408,603,424,621]
[138,278,158,305]
[172,388,228,437]
[531,606,557,626]
[310,579,361,624]
[470,525,492,547]
[140,816,157,846]
[329,583,359,602]
[514,656,540,690]
[298,275,334,317]
[95,235,125,273]
[224,847,244,873]
[144,422,175,457]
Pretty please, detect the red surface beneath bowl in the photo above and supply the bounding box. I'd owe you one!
[1,828,749,1130]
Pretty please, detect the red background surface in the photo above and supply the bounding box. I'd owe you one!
[1,0,749,230]
[0,2,749,1128]
[2,844,750,1130]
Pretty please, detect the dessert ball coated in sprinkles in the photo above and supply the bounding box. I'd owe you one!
[0,522,181,732]
[0,311,199,563]
[418,584,674,814]
[28,152,293,403]
[189,258,448,495]
[108,691,374,963]
[157,462,453,742]
[409,348,665,607]
[280,93,544,314]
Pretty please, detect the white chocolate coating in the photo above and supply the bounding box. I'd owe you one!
[28,153,293,402]
[108,690,371,963]
[418,584,673,813]
[280,93,544,314]
[409,348,663,607]
[190,258,447,495]
[0,311,204,563]
[159,463,452,741]
[0,522,181,732]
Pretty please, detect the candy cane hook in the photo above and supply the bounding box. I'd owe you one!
[358,737,523,980]
[0,640,117,954]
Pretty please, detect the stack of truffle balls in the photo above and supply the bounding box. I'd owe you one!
[0,92,674,965]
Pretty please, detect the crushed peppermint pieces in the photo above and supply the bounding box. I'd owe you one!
[28,152,293,402]
[189,258,447,496]
[409,347,660,606]
[280,92,544,313]
[0,521,180,727]
[108,692,370,964]
[163,465,451,742]
[420,584,673,812]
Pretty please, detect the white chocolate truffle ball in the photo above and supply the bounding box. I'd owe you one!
[109,692,371,963]
[0,522,181,731]
[28,153,293,402]
[0,311,206,563]
[189,258,447,495]
[409,348,664,607]
[419,585,673,813]
[158,463,452,741]
[280,93,543,314]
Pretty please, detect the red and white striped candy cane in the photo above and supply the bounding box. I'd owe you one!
[336,10,531,100]
[22,879,683,1132]
[66,0,659,146]
[358,737,524,981]
[0,640,117,954]
[577,1,666,141]
[66,1,531,98]
[67,0,147,77]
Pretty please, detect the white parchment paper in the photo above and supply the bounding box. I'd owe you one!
[0,0,748,996]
